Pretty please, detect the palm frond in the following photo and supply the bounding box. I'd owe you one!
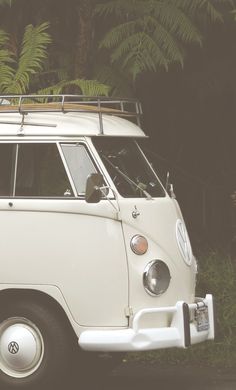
[0,30,15,65]
[0,29,15,92]
[37,80,68,96]
[111,32,168,72]
[38,79,110,96]
[0,0,13,6]
[0,64,15,89]
[135,15,184,64]
[204,1,223,21]
[95,64,135,96]
[0,29,9,46]
[152,2,202,44]
[4,22,51,94]
[151,20,184,64]
[95,0,139,17]
[0,48,11,63]
[232,9,236,20]
[174,0,233,22]
[99,21,137,49]
[69,79,111,96]
[97,0,212,80]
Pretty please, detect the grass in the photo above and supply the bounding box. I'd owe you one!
[128,249,236,368]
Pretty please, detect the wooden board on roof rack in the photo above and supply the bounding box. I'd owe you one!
[0,95,142,114]
[0,95,143,133]
[0,102,135,117]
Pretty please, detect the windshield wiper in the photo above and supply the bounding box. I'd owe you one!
[102,154,152,200]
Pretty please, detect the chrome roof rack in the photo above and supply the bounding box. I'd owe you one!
[0,95,143,134]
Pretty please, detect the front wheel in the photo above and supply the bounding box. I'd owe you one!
[0,298,75,389]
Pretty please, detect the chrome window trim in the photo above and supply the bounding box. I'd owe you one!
[0,139,114,200]
[57,142,77,197]
[92,136,165,199]
[135,140,166,197]
[60,141,114,200]
[6,142,74,199]
[12,144,18,197]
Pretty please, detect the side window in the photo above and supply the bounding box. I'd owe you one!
[61,144,97,195]
[0,144,15,196]
[15,144,73,197]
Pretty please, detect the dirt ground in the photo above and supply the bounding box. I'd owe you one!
[95,362,236,390]
[65,360,236,390]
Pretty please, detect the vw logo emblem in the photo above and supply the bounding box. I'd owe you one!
[176,219,192,265]
[8,341,19,355]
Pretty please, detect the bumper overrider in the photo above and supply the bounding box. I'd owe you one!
[79,295,214,352]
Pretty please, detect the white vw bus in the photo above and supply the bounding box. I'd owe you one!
[0,95,214,388]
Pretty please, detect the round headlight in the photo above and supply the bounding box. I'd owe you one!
[130,235,148,255]
[143,260,171,296]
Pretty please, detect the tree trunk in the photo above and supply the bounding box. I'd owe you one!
[74,0,94,79]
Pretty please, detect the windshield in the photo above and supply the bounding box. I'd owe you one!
[92,137,165,198]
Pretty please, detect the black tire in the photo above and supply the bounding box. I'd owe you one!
[0,298,76,390]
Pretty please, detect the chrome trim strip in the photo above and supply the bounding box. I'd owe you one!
[12,144,18,197]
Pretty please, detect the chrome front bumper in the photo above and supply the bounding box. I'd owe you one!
[79,294,214,352]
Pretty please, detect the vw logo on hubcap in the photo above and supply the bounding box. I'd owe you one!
[8,341,19,355]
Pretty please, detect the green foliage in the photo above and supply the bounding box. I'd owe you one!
[0,0,233,95]
[96,0,142,18]
[0,31,11,68]
[97,0,233,80]
[0,30,15,90]
[231,8,236,21]
[0,0,12,6]
[0,0,111,96]
[1,22,51,94]
[197,249,236,345]
[171,0,229,22]
[38,79,110,96]
[94,64,134,96]
[98,1,197,78]
[128,249,236,368]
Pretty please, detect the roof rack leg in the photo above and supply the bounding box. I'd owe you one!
[17,113,26,136]
[98,100,104,134]
[136,102,142,128]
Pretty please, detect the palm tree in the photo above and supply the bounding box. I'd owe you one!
[0,1,110,96]
[37,0,110,95]
[0,0,233,96]
[96,0,234,84]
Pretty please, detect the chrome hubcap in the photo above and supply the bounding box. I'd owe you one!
[0,318,44,378]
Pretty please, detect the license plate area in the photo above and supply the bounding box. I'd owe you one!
[194,306,209,332]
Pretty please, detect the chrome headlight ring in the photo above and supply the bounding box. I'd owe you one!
[143,260,171,297]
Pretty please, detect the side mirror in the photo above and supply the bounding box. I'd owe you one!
[85,173,104,203]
